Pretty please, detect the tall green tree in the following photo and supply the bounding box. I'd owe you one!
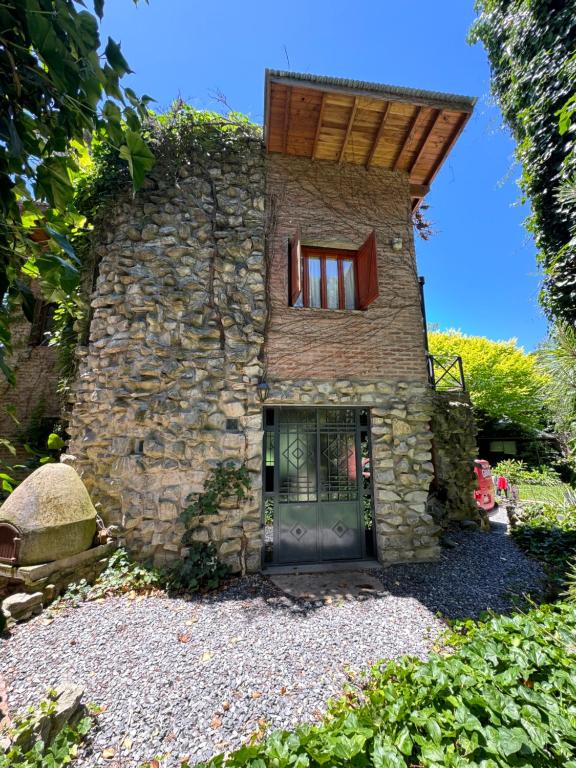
[429,330,549,431]
[470,1,576,322]
[538,322,576,463]
[0,0,155,381]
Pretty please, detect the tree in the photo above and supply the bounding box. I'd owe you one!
[429,330,549,431]
[470,2,576,322]
[537,323,576,464]
[0,0,155,381]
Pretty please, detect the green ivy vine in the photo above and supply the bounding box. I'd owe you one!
[470,1,576,321]
[50,106,260,395]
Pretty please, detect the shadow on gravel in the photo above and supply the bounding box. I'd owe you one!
[191,510,545,623]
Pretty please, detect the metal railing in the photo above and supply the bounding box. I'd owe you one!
[427,354,465,392]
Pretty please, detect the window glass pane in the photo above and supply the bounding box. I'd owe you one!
[326,258,339,309]
[308,257,321,307]
[343,260,355,309]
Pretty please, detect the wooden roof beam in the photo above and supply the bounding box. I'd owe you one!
[410,183,430,198]
[282,87,291,153]
[408,109,441,175]
[424,113,468,186]
[393,107,423,171]
[366,102,392,169]
[311,93,326,160]
[338,97,359,163]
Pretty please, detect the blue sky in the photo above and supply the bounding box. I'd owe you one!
[101,0,548,351]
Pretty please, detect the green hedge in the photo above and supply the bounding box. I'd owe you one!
[198,604,576,768]
[512,502,576,591]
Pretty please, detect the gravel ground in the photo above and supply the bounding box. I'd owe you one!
[1,506,544,767]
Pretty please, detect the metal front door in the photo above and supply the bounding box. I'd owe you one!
[264,407,366,564]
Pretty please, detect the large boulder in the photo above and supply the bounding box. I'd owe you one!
[0,464,97,565]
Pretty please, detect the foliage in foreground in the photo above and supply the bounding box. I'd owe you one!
[470,2,576,322]
[0,694,91,768]
[60,544,229,605]
[0,0,154,382]
[60,547,163,605]
[537,323,576,472]
[198,604,576,768]
[428,331,549,431]
[511,501,576,593]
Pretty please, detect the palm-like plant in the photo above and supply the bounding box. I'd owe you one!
[538,322,576,464]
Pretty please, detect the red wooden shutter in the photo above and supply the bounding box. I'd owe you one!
[289,231,302,306]
[357,230,379,309]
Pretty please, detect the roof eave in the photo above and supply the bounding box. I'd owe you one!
[264,69,477,120]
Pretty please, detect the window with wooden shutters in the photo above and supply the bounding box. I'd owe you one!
[289,231,379,311]
[290,231,302,306]
[356,230,379,309]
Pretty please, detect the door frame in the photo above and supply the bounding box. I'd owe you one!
[262,405,376,566]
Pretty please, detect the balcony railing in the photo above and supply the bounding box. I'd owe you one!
[427,354,466,392]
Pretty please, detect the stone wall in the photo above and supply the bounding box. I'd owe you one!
[262,155,440,564]
[65,133,478,572]
[66,135,267,572]
[266,379,440,563]
[430,391,480,525]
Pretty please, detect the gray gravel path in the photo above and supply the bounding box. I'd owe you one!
[0,507,544,767]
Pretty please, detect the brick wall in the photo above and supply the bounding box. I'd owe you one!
[0,313,60,467]
[265,155,428,382]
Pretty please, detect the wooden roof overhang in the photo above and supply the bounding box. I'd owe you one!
[264,71,476,211]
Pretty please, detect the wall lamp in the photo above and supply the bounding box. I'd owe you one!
[256,379,270,402]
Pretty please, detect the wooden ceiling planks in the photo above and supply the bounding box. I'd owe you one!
[338,97,359,163]
[265,75,474,207]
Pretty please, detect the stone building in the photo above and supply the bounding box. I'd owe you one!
[65,71,479,572]
[0,296,61,471]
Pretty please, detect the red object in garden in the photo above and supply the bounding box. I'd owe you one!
[474,459,496,511]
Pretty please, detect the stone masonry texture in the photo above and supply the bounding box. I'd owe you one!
[66,135,267,572]
[264,156,441,563]
[44,136,476,571]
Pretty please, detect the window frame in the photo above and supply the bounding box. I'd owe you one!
[301,246,358,311]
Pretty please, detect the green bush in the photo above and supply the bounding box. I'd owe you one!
[0,694,91,768]
[91,548,163,598]
[493,460,562,487]
[198,604,576,768]
[58,548,163,606]
[59,545,230,605]
[512,502,576,592]
[166,541,229,594]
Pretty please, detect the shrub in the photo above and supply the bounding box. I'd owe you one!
[59,545,229,605]
[90,548,163,598]
[493,459,562,487]
[166,541,229,594]
[198,604,576,768]
[0,695,91,768]
[511,501,576,592]
[58,548,163,606]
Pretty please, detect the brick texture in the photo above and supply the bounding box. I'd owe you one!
[0,314,60,466]
[265,156,428,382]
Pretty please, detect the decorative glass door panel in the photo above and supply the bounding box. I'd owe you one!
[265,407,370,564]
